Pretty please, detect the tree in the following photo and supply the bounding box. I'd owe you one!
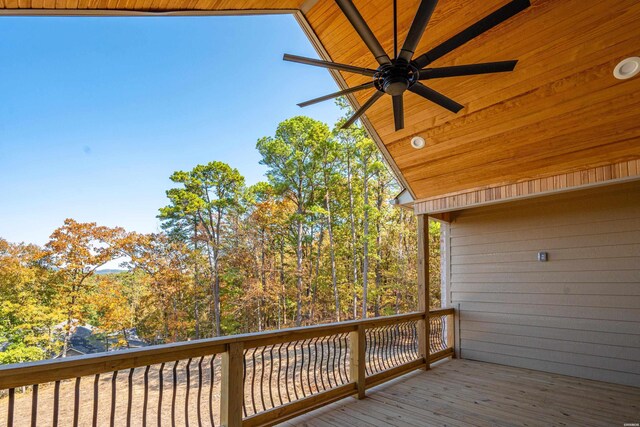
[0,239,62,363]
[160,161,245,336]
[123,232,197,342]
[257,116,330,326]
[315,136,342,321]
[44,219,126,357]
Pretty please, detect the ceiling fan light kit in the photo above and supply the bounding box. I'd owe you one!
[284,0,530,131]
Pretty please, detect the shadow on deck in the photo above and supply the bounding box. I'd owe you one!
[284,359,640,427]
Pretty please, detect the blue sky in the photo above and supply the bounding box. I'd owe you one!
[0,15,344,246]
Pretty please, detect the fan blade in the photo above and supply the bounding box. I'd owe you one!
[335,0,392,65]
[398,0,438,62]
[298,82,376,107]
[284,54,377,76]
[419,60,517,79]
[341,91,384,129]
[413,0,530,68]
[392,95,404,131]
[393,0,398,58]
[409,82,463,113]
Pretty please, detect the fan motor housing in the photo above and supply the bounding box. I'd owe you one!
[375,61,418,96]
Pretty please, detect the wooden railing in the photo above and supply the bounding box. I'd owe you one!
[0,308,454,427]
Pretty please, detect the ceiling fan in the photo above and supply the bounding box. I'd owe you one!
[284,0,530,131]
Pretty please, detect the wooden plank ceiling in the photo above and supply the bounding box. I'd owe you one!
[304,0,640,199]
[0,0,302,12]
[2,0,639,200]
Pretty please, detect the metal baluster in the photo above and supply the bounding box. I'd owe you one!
[373,328,381,372]
[377,327,384,371]
[383,326,391,369]
[268,345,275,409]
[390,325,401,367]
[53,381,60,427]
[250,348,258,414]
[197,357,204,427]
[242,350,248,417]
[172,361,178,427]
[185,358,192,427]
[380,327,387,370]
[336,333,345,385]
[110,371,118,427]
[330,335,339,386]
[382,326,391,369]
[158,363,165,427]
[364,330,371,376]
[259,346,267,412]
[342,333,349,382]
[372,328,379,373]
[299,340,307,398]
[284,342,292,403]
[387,325,395,368]
[208,356,215,427]
[31,384,38,427]
[318,337,326,391]
[397,324,407,363]
[325,336,333,389]
[413,321,419,357]
[276,343,284,406]
[127,368,134,427]
[7,388,14,427]
[73,378,80,427]
[291,342,299,401]
[428,316,434,351]
[408,323,416,360]
[310,338,317,394]
[406,322,413,358]
[429,317,435,351]
[376,328,385,372]
[143,365,150,426]
[92,375,99,427]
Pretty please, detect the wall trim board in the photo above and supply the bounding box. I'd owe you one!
[414,159,640,215]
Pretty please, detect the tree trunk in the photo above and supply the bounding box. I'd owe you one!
[193,217,201,340]
[326,191,339,322]
[311,224,324,322]
[295,211,304,327]
[280,239,286,327]
[362,169,370,319]
[346,153,359,319]
[259,228,266,332]
[375,174,384,317]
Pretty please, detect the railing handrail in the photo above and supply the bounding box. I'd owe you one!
[428,307,454,316]
[0,311,426,389]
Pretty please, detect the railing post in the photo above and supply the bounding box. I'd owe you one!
[220,342,244,427]
[417,215,431,369]
[349,324,366,399]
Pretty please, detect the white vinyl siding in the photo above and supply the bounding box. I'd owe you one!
[449,181,640,387]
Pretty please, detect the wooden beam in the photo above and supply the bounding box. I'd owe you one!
[243,383,357,427]
[417,214,430,370]
[349,324,366,399]
[220,342,244,427]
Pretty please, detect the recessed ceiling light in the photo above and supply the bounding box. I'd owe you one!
[411,136,426,149]
[614,57,640,80]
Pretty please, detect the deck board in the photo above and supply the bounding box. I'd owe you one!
[285,359,640,426]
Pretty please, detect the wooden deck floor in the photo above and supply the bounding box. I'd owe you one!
[283,359,640,427]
